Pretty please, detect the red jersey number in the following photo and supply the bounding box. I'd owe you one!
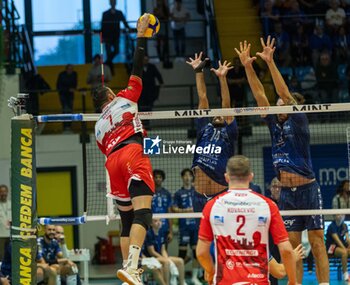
[236,215,246,236]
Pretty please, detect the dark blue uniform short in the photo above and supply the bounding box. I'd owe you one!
[179,227,198,247]
[279,181,324,231]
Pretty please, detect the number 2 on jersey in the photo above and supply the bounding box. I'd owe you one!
[236,215,246,236]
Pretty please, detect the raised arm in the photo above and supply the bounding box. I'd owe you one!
[256,36,296,105]
[235,41,270,108]
[186,52,209,109]
[211,60,234,123]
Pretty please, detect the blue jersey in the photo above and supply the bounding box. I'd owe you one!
[192,118,238,185]
[143,229,165,257]
[152,187,172,233]
[326,221,348,248]
[37,237,62,264]
[173,187,197,229]
[264,114,314,179]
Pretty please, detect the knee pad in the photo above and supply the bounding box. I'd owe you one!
[133,208,152,230]
[119,209,134,237]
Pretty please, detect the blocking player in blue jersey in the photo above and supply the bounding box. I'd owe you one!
[151,169,173,244]
[235,37,329,284]
[172,168,202,285]
[186,52,238,210]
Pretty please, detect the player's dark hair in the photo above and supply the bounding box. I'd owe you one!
[0,184,8,190]
[153,169,166,181]
[181,168,193,178]
[291,92,305,104]
[336,180,350,195]
[93,86,110,113]
[93,54,101,61]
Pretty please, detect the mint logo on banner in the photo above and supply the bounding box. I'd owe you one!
[143,136,162,155]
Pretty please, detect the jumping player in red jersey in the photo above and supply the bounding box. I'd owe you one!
[197,155,296,285]
[94,14,153,285]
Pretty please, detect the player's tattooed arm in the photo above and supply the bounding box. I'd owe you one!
[187,52,209,109]
[256,36,296,105]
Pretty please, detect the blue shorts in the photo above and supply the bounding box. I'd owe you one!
[179,227,198,247]
[278,181,324,231]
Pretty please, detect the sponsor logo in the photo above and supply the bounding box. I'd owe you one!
[214,215,224,225]
[284,219,296,227]
[174,109,212,117]
[120,103,131,109]
[226,259,235,270]
[319,167,348,186]
[247,273,265,279]
[292,104,331,112]
[227,208,255,214]
[258,216,267,225]
[225,249,258,256]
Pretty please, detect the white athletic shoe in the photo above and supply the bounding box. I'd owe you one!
[343,271,349,281]
[117,268,144,285]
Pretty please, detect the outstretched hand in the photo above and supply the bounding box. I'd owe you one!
[211,60,233,78]
[256,35,276,63]
[293,244,305,262]
[234,40,257,67]
[137,13,150,37]
[186,52,209,72]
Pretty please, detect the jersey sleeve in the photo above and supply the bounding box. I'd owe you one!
[267,198,289,245]
[116,75,143,103]
[198,198,215,241]
[225,119,238,141]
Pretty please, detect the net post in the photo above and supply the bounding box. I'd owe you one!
[11,115,37,285]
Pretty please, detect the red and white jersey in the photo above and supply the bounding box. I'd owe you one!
[199,189,288,285]
[95,76,146,156]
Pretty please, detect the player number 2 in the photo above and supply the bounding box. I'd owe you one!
[236,215,245,236]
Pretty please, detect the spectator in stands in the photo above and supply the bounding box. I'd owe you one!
[332,180,350,209]
[87,54,112,89]
[87,54,112,112]
[268,177,282,203]
[325,214,350,281]
[283,0,306,35]
[101,0,129,74]
[271,22,291,66]
[325,0,346,34]
[315,50,339,103]
[138,55,164,129]
[55,226,70,258]
[25,73,51,116]
[0,185,10,261]
[153,0,170,62]
[299,0,328,15]
[261,0,280,35]
[152,170,173,244]
[309,24,333,66]
[170,0,190,59]
[1,241,56,285]
[291,24,311,66]
[56,64,78,132]
[172,168,201,285]
[143,218,186,285]
[37,225,79,285]
[334,26,350,62]
[289,75,303,93]
[227,57,247,107]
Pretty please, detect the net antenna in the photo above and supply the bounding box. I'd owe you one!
[100,32,105,87]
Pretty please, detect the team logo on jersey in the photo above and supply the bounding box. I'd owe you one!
[143,136,162,155]
[225,259,235,270]
[214,215,224,225]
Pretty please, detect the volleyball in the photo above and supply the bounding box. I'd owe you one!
[138,14,160,38]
